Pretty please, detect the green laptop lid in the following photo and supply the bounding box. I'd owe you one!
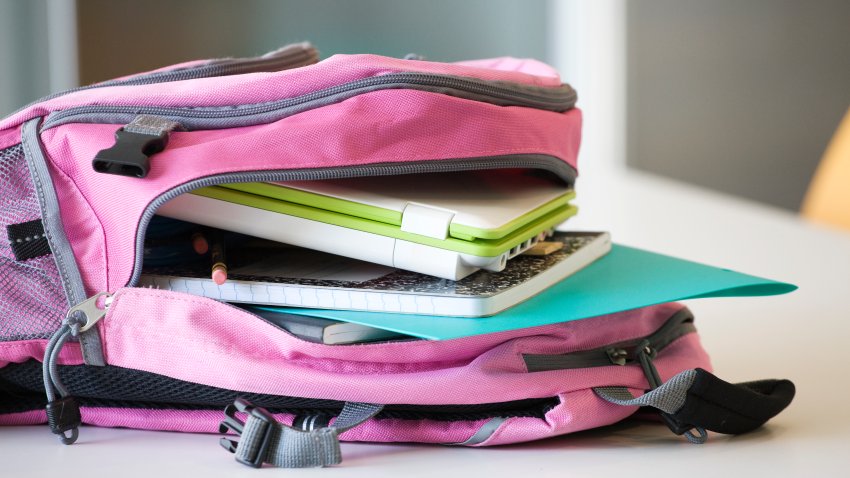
[190,185,577,257]
[216,169,574,242]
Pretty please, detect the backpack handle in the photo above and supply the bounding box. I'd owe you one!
[595,368,795,442]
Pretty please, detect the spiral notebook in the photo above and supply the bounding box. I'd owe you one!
[139,231,611,317]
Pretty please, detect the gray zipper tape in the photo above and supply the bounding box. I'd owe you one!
[22,119,105,366]
[42,73,577,131]
[9,42,319,120]
[522,307,696,373]
[126,154,576,288]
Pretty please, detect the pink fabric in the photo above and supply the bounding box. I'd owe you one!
[40,92,581,294]
[0,356,702,446]
[454,57,560,79]
[0,52,684,448]
[0,296,710,445]
[97,291,709,406]
[0,125,21,150]
[0,409,45,426]
[0,54,564,130]
[0,52,580,294]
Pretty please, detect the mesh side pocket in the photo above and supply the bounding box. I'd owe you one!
[0,144,68,341]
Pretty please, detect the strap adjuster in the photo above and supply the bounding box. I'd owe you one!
[219,398,275,468]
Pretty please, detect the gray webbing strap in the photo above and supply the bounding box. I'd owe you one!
[593,369,697,414]
[594,369,707,444]
[224,400,383,468]
[123,115,181,136]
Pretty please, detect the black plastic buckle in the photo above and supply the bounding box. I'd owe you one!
[45,396,81,445]
[219,398,276,468]
[92,128,169,178]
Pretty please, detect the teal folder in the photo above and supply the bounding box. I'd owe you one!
[277,244,797,340]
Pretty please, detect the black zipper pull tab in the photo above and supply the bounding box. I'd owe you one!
[93,115,181,178]
[46,396,81,445]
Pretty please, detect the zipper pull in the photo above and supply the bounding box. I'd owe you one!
[71,292,113,333]
[605,347,629,366]
[44,292,113,445]
[635,340,662,389]
[92,115,181,178]
[634,338,707,443]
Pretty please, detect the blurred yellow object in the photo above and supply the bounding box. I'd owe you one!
[802,107,850,230]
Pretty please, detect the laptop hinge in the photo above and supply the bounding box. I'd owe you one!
[400,203,456,240]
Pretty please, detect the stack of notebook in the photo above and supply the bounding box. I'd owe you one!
[141,169,794,344]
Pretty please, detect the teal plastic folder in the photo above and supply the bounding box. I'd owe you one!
[277,244,797,340]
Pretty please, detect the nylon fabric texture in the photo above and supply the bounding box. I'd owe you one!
[0,144,67,342]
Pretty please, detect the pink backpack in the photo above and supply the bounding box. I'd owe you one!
[0,44,793,468]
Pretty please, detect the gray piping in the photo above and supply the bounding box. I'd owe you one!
[41,73,577,131]
[126,154,576,288]
[22,119,105,365]
[9,42,319,120]
[523,307,696,373]
[455,417,508,446]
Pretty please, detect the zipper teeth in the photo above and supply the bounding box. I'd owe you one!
[43,72,575,129]
[522,309,696,372]
[100,49,316,86]
[11,48,317,121]
[126,155,571,288]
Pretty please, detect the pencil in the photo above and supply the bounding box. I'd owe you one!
[210,234,228,285]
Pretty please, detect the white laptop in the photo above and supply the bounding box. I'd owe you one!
[156,169,577,280]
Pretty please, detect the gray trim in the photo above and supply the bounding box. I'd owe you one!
[523,307,696,372]
[127,154,576,288]
[593,369,698,415]
[98,42,318,87]
[232,402,383,468]
[78,327,105,365]
[9,42,319,119]
[456,417,508,446]
[41,73,577,131]
[22,118,105,366]
[123,115,180,136]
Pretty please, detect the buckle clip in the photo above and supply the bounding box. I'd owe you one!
[219,398,276,468]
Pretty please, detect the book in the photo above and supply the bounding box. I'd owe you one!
[139,231,612,317]
[244,306,413,345]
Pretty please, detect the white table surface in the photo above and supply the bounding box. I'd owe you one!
[3,168,850,477]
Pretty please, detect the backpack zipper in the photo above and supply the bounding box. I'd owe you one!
[10,43,319,118]
[92,42,318,86]
[54,72,577,287]
[40,72,577,131]
[122,154,575,289]
[33,72,577,363]
[522,307,697,372]
[29,307,695,428]
[32,305,694,444]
